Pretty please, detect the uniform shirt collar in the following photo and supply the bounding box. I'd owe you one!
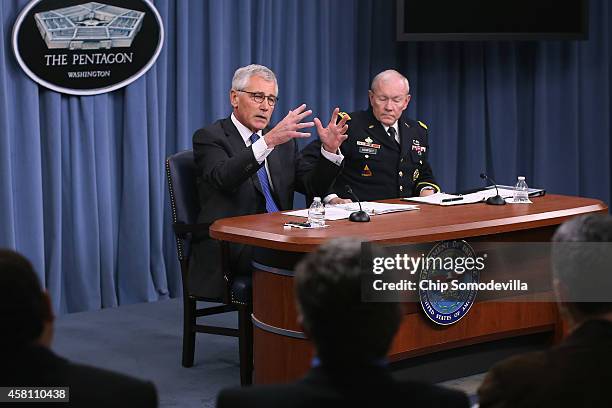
[382,121,400,140]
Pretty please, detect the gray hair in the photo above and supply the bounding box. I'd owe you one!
[231,64,278,95]
[371,69,410,94]
[552,214,612,318]
[295,238,401,366]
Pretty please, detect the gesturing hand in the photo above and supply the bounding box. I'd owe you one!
[315,108,349,153]
[263,104,314,148]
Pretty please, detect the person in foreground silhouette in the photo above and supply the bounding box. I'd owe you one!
[478,214,612,408]
[217,238,469,408]
[0,249,157,407]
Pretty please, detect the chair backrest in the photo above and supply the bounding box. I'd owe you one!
[166,150,200,260]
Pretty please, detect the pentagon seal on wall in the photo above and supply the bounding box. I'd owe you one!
[13,0,164,95]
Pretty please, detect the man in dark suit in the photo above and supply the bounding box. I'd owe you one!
[190,64,347,299]
[298,69,440,204]
[0,249,157,407]
[478,214,612,408]
[217,238,470,408]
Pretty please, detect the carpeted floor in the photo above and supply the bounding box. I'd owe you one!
[53,299,490,407]
[53,299,241,407]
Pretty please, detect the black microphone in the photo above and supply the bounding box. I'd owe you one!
[345,185,370,222]
[480,173,506,206]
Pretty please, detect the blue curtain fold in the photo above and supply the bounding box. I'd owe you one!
[0,0,610,313]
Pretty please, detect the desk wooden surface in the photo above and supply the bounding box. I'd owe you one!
[210,194,607,251]
[210,194,607,384]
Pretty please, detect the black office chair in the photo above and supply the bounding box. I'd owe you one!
[166,150,253,385]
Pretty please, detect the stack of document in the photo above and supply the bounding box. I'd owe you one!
[402,188,535,206]
[284,202,419,221]
[479,185,545,197]
[402,191,495,206]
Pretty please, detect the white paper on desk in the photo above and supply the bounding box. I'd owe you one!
[402,193,461,205]
[283,207,352,221]
[402,191,498,206]
[505,197,533,204]
[478,188,533,203]
[283,202,419,220]
[333,202,419,214]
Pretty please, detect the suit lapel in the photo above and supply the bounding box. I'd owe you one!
[221,117,264,195]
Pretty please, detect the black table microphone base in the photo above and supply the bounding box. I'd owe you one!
[486,195,507,205]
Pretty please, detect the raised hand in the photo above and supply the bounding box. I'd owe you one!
[315,108,349,153]
[263,104,314,147]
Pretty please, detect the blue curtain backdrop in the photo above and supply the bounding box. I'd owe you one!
[1,0,610,313]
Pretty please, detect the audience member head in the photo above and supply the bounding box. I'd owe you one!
[294,238,401,367]
[552,214,612,325]
[230,64,278,132]
[0,249,53,351]
[369,69,411,127]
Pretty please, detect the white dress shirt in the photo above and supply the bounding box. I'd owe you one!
[231,113,343,193]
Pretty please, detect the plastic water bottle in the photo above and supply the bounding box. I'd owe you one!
[308,197,326,227]
[513,176,529,203]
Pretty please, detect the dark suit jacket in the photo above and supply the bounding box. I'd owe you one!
[217,365,470,408]
[1,345,157,407]
[297,109,439,202]
[189,116,341,298]
[478,319,612,408]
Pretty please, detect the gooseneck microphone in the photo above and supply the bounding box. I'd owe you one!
[480,173,506,206]
[345,185,370,222]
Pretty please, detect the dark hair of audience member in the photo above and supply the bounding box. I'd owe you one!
[0,249,48,350]
[294,238,401,368]
[552,213,612,319]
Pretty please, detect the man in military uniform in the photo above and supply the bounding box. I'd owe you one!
[298,69,439,203]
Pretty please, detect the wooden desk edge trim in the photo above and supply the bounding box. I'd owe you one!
[210,202,608,252]
[387,324,556,362]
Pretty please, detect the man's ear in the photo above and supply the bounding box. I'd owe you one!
[42,291,55,323]
[296,302,304,330]
[368,90,374,106]
[38,291,55,348]
[553,278,578,329]
[404,94,411,109]
[230,90,239,110]
[295,303,309,338]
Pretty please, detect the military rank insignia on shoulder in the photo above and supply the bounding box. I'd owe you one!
[418,120,428,130]
[338,112,351,121]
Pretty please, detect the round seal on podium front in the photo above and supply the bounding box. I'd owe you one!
[418,240,480,326]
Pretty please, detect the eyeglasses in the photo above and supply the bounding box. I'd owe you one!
[236,90,278,106]
[370,90,408,105]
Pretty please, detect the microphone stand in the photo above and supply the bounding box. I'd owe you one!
[345,185,370,222]
[480,173,506,206]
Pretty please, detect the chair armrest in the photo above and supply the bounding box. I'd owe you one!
[173,222,211,238]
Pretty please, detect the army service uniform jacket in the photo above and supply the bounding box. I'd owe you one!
[298,109,439,202]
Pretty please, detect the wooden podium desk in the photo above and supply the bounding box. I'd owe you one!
[210,194,607,384]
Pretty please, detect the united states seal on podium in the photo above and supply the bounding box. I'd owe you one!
[419,240,480,326]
